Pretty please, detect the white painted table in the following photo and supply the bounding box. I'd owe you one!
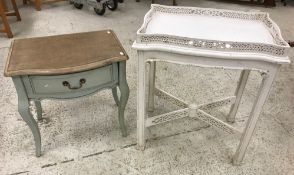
[132,5,290,165]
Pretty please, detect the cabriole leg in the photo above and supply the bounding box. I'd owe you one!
[112,87,119,106]
[233,68,278,165]
[227,70,250,123]
[148,61,156,112]
[34,101,43,121]
[137,52,147,150]
[13,77,41,157]
[118,61,129,137]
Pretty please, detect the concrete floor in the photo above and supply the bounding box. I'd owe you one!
[0,0,294,174]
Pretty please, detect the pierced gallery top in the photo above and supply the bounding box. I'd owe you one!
[133,4,290,64]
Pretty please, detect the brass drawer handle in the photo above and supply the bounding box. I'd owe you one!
[63,79,86,90]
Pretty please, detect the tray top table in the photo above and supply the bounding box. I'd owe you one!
[132,5,290,165]
[5,30,130,156]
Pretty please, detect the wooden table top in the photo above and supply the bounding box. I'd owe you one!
[4,30,128,76]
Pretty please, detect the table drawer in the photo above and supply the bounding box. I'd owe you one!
[28,64,117,94]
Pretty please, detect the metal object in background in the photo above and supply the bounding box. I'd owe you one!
[70,0,121,15]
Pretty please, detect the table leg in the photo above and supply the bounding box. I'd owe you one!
[137,52,146,150]
[34,101,43,121]
[233,67,278,165]
[13,77,41,157]
[118,61,129,137]
[227,70,250,123]
[11,0,21,21]
[0,3,13,38]
[1,0,7,12]
[112,87,119,106]
[35,0,41,11]
[148,61,156,112]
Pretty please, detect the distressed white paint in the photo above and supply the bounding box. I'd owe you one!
[132,4,290,165]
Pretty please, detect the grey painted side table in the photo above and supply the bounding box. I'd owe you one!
[4,30,130,157]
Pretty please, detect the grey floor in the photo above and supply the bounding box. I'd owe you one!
[0,0,294,174]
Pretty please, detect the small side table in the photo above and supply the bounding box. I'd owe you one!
[133,5,290,165]
[4,30,129,156]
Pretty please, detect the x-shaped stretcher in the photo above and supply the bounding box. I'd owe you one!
[146,87,242,136]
